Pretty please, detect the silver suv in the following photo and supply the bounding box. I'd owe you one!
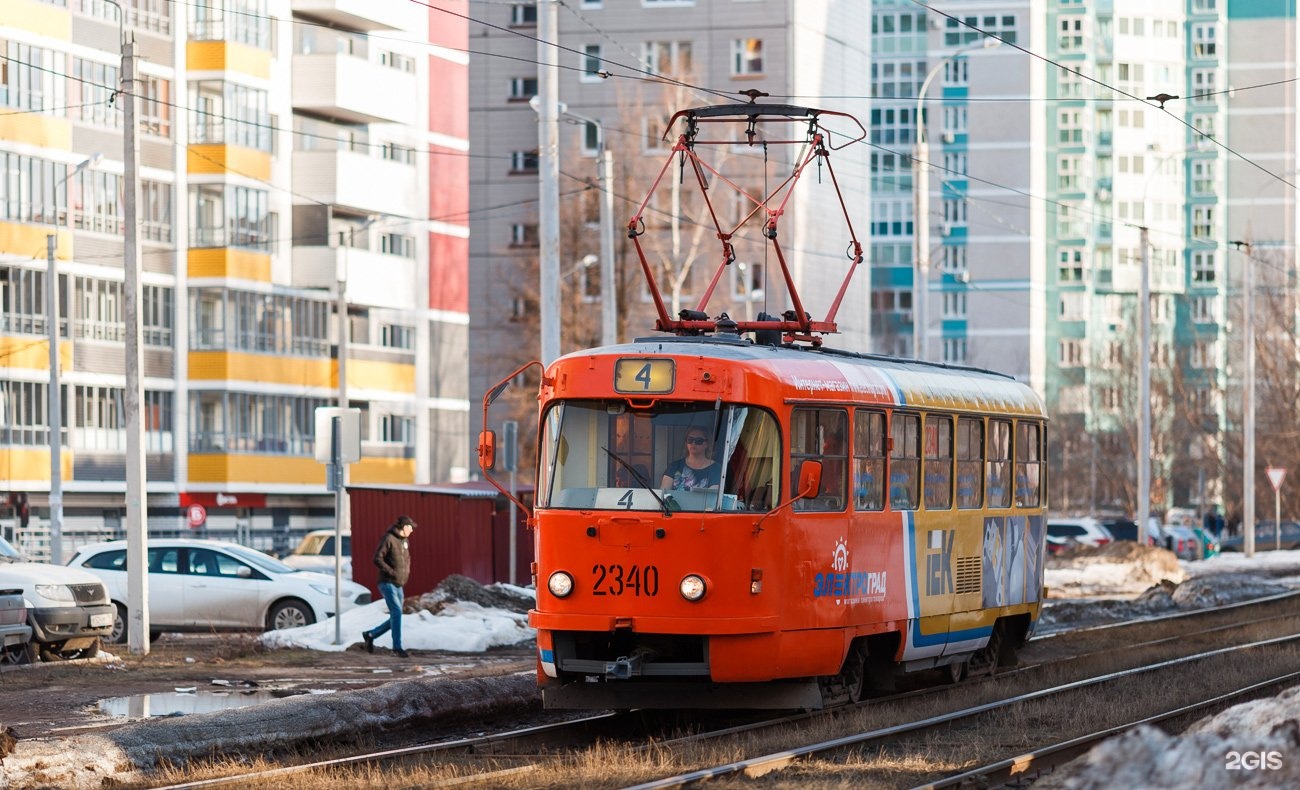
[0,536,113,660]
[1046,518,1116,555]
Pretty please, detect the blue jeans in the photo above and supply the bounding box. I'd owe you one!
[366,582,404,651]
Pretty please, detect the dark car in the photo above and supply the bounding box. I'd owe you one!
[0,587,34,664]
[1220,521,1300,552]
[1102,519,1140,542]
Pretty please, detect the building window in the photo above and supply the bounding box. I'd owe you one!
[1192,24,1217,58]
[731,38,763,76]
[1191,295,1218,323]
[74,277,123,342]
[944,59,968,86]
[873,60,925,98]
[1058,156,1082,191]
[380,233,415,259]
[1059,338,1086,367]
[941,291,966,318]
[1058,249,1084,282]
[1058,109,1083,143]
[510,223,539,247]
[942,338,967,364]
[378,413,415,445]
[942,198,967,229]
[143,285,174,346]
[189,0,271,49]
[1192,205,1214,238]
[188,184,269,249]
[1192,160,1216,195]
[0,151,67,226]
[0,41,64,112]
[869,106,917,146]
[189,80,271,151]
[943,151,967,176]
[1058,18,1084,51]
[141,180,175,241]
[508,77,537,101]
[1192,250,1216,283]
[581,44,604,81]
[942,105,967,135]
[1192,69,1217,104]
[940,245,966,275]
[1058,67,1083,99]
[944,15,1017,46]
[642,40,693,78]
[509,150,539,173]
[1192,113,1216,141]
[139,76,172,137]
[380,323,414,350]
[1057,203,1083,238]
[70,58,121,129]
[509,3,536,26]
[71,169,123,235]
[1192,339,1217,369]
[1059,291,1086,320]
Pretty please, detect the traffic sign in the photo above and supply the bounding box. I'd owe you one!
[187,503,207,529]
[1266,467,1286,491]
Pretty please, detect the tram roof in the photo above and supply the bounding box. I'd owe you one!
[558,335,1044,415]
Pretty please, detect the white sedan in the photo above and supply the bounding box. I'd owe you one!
[67,539,372,643]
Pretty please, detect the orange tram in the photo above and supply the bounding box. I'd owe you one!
[479,103,1048,709]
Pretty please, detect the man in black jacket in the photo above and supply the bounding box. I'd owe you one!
[362,515,416,657]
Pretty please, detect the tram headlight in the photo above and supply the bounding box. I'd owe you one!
[548,571,575,598]
[679,574,707,602]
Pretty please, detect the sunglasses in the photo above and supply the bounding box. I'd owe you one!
[686,436,708,445]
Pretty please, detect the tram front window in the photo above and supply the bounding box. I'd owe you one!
[538,400,781,513]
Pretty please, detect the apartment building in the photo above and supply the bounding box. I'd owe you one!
[876,0,1295,515]
[467,0,872,447]
[0,0,469,558]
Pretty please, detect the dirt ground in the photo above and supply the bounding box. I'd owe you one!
[0,633,535,740]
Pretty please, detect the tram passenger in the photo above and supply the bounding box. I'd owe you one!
[661,428,722,491]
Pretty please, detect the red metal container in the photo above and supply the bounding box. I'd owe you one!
[347,483,533,597]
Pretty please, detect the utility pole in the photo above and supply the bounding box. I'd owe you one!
[46,234,62,563]
[123,35,150,655]
[1234,241,1256,557]
[537,0,560,364]
[599,146,616,346]
[1138,226,1151,547]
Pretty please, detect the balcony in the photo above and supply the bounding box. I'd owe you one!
[292,246,419,311]
[290,0,423,31]
[292,149,417,217]
[291,53,417,125]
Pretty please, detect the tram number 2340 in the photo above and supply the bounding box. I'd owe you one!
[592,564,660,596]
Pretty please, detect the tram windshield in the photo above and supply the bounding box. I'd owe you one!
[537,400,782,513]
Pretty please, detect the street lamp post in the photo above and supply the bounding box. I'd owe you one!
[530,97,618,348]
[913,38,999,362]
[45,154,103,564]
[1231,241,1256,556]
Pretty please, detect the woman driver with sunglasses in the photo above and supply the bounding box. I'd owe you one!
[660,428,721,491]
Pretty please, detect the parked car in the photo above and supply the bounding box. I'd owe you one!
[0,535,113,660]
[1220,521,1300,552]
[281,529,352,580]
[68,539,373,643]
[1101,518,1147,544]
[0,586,34,664]
[1046,518,1115,555]
[1192,526,1221,560]
[1163,525,1203,560]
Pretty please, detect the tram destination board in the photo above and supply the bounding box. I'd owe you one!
[614,358,675,394]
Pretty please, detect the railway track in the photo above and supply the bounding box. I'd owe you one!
[150,592,1300,788]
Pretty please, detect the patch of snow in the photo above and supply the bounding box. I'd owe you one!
[259,575,536,653]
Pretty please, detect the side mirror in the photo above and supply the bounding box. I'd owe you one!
[478,430,497,471]
[798,460,822,498]
[236,566,252,579]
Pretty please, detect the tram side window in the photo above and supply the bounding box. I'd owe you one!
[790,407,847,511]
[955,416,984,509]
[853,409,886,511]
[890,412,920,510]
[923,415,953,509]
[1015,421,1043,507]
[987,419,1012,508]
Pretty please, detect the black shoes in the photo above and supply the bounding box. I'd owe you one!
[394,649,410,658]
[362,632,374,653]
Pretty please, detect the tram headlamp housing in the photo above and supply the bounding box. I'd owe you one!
[679,574,707,602]
[548,571,575,598]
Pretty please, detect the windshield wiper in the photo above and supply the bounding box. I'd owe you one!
[601,446,673,517]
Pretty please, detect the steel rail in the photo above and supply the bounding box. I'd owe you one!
[913,669,1300,790]
[622,632,1300,789]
